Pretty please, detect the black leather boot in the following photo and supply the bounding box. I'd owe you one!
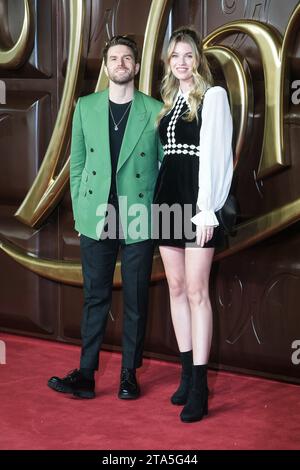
[118,367,140,399]
[180,364,208,423]
[171,350,193,405]
[48,369,95,399]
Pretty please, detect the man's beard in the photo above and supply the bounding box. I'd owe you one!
[108,68,135,85]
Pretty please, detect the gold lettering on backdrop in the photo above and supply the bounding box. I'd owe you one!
[14,0,169,228]
[0,235,165,287]
[216,3,300,260]
[0,1,300,284]
[204,19,286,179]
[0,0,33,69]
[139,0,169,94]
[14,0,85,227]
[95,0,169,93]
[204,45,253,169]
[7,0,170,286]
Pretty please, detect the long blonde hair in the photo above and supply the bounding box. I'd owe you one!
[157,27,213,125]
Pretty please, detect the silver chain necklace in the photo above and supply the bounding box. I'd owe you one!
[109,101,132,131]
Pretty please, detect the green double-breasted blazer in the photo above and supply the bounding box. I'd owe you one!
[70,89,164,243]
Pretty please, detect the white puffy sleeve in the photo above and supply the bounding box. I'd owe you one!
[191,86,233,227]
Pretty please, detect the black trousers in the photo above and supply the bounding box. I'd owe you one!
[79,234,154,370]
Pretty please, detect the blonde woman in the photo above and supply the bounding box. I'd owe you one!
[153,27,233,422]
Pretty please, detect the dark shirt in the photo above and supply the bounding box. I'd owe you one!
[108,100,132,207]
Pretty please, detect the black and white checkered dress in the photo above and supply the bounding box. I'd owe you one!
[153,93,224,248]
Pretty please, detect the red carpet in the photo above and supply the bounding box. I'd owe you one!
[0,333,299,450]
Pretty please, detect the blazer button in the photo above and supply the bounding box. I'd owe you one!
[140,152,145,157]
[92,170,96,175]
[139,193,144,198]
[136,173,140,178]
[89,189,93,194]
[90,148,94,152]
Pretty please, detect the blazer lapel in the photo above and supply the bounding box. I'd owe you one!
[92,89,111,174]
[117,90,150,172]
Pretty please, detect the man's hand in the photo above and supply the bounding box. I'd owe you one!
[196,225,214,247]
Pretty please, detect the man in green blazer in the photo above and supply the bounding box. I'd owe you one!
[48,36,163,399]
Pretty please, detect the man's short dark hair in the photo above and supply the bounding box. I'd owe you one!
[103,35,139,64]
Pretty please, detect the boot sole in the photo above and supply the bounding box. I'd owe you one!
[48,381,95,399]
[171,398,188,405]
[73,391,95,399]
[47,382,74,394]
[180,410,208,423]
[118,393,140,400]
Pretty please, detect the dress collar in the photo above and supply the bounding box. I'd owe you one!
[176,88,190,102]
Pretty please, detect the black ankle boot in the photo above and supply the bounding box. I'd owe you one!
[48,369,95,399]
[171,350,193,405]
[118,367,140,400]
[180,364,208,423]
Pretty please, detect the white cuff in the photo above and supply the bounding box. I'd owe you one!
[191,210,219,227]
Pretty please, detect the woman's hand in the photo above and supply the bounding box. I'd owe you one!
[196,225,214,247]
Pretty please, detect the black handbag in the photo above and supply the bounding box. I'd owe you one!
[216,194,238,235]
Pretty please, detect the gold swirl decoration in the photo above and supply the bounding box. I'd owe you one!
[0,0,34,69]
[1,1,300,285]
